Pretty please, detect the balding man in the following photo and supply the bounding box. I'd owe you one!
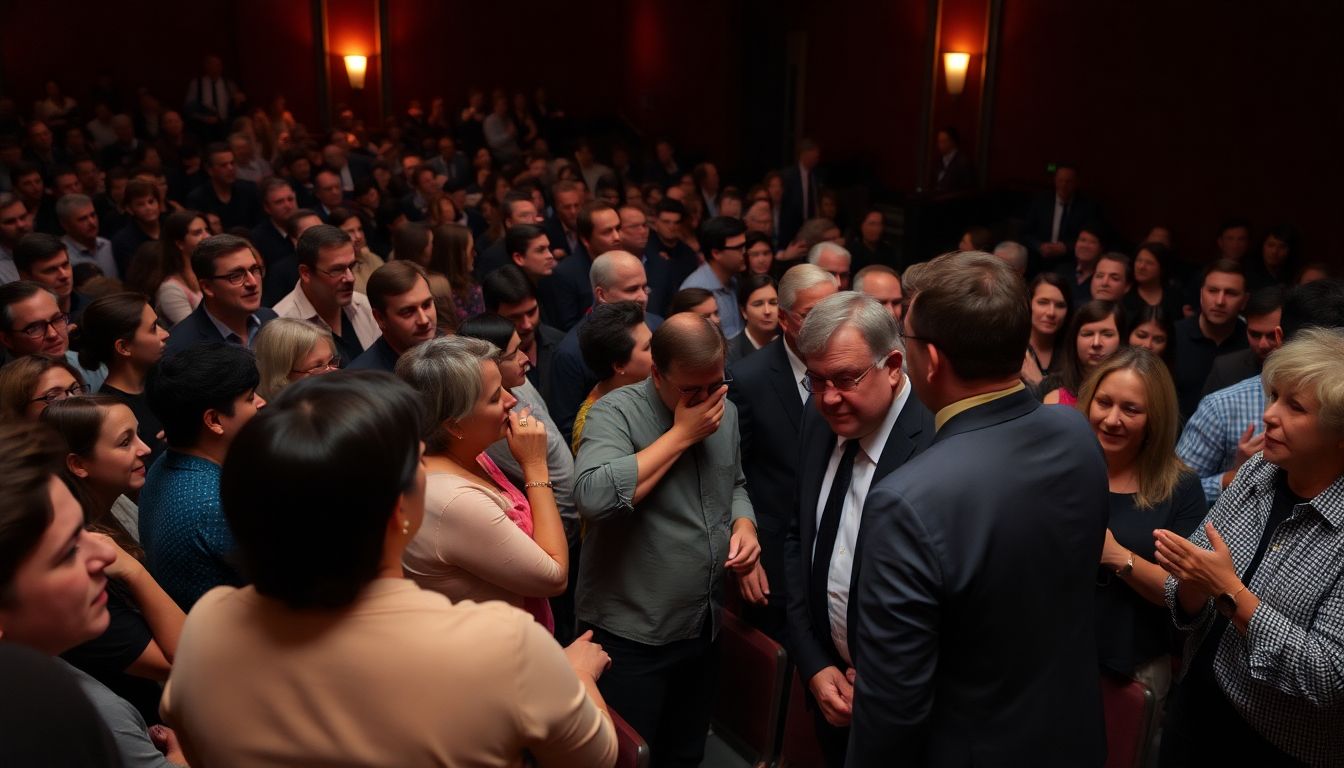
[853,265,904,321]
[727,263,838,639]
[546,250,664,443]
[784,293,934,766]
[809,241,852,290]
[574,313,760,766]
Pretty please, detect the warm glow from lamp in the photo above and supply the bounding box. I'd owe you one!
[344,55,368,89]
[943,52,970,95]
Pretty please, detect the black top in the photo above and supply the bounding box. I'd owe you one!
[331,310,366,366]
[1172,315,1249,418]
[60,580,162,725]
[184,179,261,230]
[347,335,400,372]
[98,384,167,467]
[1095,472,1206,676]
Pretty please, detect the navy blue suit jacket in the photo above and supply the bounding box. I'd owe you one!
[163,304,277,358]
[847,389,1107,767]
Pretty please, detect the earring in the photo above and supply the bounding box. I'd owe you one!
[401,519,411,535]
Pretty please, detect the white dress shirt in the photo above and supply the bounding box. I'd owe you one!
[273,282,382,350]
[1050,196,1066,243]
[814,379,911,664]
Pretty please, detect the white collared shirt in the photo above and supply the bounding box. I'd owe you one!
[783,341,809,405]
[273,281,382,350]
[814,379,911,665]
[1050,196,1066,243]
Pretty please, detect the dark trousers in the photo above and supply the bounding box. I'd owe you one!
[586,619,719,768]
[811,703,850,768]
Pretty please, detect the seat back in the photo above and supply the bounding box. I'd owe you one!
[1100,672,1155,768]
[711,611,788,766]
[611,707,651,768]
[778,666,828,767]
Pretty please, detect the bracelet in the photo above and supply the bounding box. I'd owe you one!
[1116,551,1134,577]
[524,481,554,490]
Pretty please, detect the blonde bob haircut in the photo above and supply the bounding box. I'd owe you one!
[1261,327,1344,435]
[1076,346,1189,509]
[253,318,335,401]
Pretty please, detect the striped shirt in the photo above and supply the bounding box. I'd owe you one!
[1176,375,1265,504]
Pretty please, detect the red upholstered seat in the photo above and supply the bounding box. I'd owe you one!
[712,611,789,767]
[611,707,651,768]
[1101,671,1156,768]
[778,666,828,768]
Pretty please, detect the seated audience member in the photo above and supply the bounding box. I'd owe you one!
[541,179,586,262]
[135,210,206,327]
[43,396,186,723]
[396,336,568,631]
[853,264,904,321]
[15,232,88,320]
[1021,272,1071,387]
[254,318,337,400]
[57,193,119,280]
[0,642,125,767]
[1244,224,1299,293]
[139,342,263,610]
[1055,225,1105,305]
[730,273,779,362]
[667,287,721,327]
[109,180,161,278]
[1078,349,1205,709]
[542,201,624,331]
[0,421,187,767]
[644,198,699,315]
[348,260,437,371]
[573,313,760,764]
[1202,285,1283,396]
[992,240,1028,275]
[184,143,260,230]
[744,230,775,278]
[957,225,994,253]
[78,293,169,463]
[481,263,564,396]
[0,280,105,390]
[274,224,379,365]
[0,355,87,422]
[1127,302,1175,366]
[327,207,386,293]
[1156,327,1344,766]
[474,190,540,279]
[1125,241,1183,321]
[427,223,484,326]
[0,193,34,284]
[1295,261,1333,285]
[1176,279,1344,504]
[1042,299,1126,405]
[507,225,557,298]
[808,241,852,290]
[160,372,616,766]
[260,208,321,306]
[249,177,298,275]
[1090,251,1132,303]
[847,208,896,272]
[1172,260,1249,418]
[573,301,653,452]
[679,216,747,338]
[164,234,278,355]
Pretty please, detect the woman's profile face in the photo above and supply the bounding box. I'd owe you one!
[460,360,517,447]
[1262,382,1340,473]
[79,404,151,496]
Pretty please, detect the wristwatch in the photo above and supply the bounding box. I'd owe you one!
[1216,585,1249,618]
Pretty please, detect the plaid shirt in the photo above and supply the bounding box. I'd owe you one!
[1176,375,1265,504]
[1165,455,1344,764]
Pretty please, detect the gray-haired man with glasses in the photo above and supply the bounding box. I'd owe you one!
[165,234,278,357]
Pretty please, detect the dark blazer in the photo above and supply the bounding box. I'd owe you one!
[1022,192,1102,268]
[537,251,593,331]
[777,163,821,248]
[725,332,763,366]
[784,392,934,686]
[847,389,1108,767]
[542,217,587,263]
[163,304,277,357]
[726,337,807,636]
[931,150,976,197]
[1202,347,1260,397]
[184,180,261,230]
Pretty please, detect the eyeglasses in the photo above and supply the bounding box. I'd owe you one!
[315,262,357,279]
[30,382,90,405]
[209,264,265,285]
[672,373,733,398]
[16,313,70,339]
[897,323,935,346]
[290,358,340,376]
[803,360,884,393]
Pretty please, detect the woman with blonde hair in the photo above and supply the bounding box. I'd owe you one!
[253,318,338,401]
[1078,347,1205,705]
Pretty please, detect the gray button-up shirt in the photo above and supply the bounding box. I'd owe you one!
[574,378,755,645]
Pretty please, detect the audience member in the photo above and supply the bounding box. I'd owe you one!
[327,206,386,293]
[249,177,298,274]
[729,273,779,362]
[426,223,483,326]
[1090,251,1132,303]
[474,190,540,278]
[744,230,775,277]
[1055,224,1104,305]
[1202,285,1283,395]
[78,292,169,463]
[574,313,760,765]
[1125,241,1183,320]
[274,224,379,365]
[957,225,993,253]
[852,264,903,322]
[0,642,123,767]
[784,292,935,766]
[992,240,1028,275]
[184,143,259,229]
[1171,260,1249,417]
[0,279,105,389]
[1127,302,1175,364]
[14,232,88,318]
[542,201,623,330]
[0,351,87,421]
[930,126,976,197]
[808,241,852,290]
[1244,225,1299,293]
[109,179,161,276]
[778,139,822,247]
[164,233,276,355]
[848,251,1107,766]
[1021,272,1071,388]
[1023,164,1102,271]
[679,216,747,338]
[667,287,720,326]
[144,210,206,326]
[481,263,564,397]
[1213,216,1252,264]
[253,317,337,400]
[161,372,617,766]
[0,193,33,283]
[573,301,654,452]
[139,342,263,609]
[644,198,698,315]
[57,193,119,280]
[348,260,436,371]
[1042,299,1126,405]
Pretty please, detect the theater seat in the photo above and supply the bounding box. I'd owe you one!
[711,611,788,767]
[1100,671,1156,768]
[778,666,827,768]
[610,708,650,768]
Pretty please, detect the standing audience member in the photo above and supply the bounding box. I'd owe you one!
[348,260,437,371]
[274,224,379,365]
[573,301,654,452]
[848,250,1107,766]
[1171,260,1249,418]
[784,293,935,766]
[679,216,747,338]
[1042,299,1126,405]
[78,292,169,463]
[139,342,264,610]
[852,265,904,322]
[253,318,337,400]
[164,234,277,355]
[729,273,779,362]
[1201,285,1283,395]
[1021,272,1071,387]
[161,373,617,766]
[1156,328,1344,766]
[574,313,761,766]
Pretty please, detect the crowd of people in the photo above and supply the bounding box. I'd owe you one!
[1,59,1343,768]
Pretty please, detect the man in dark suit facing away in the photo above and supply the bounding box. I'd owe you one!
[848,251,1108,767]
[783,292,934,767]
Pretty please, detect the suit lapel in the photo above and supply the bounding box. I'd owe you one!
[766,341,802,429]
[798,422,837,571]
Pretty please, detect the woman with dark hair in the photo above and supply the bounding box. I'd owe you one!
[161,372,616,765]
[744,230,775,277]
[129,210,206,327]
[667,287,720,327]
[0,355,88,422]
[0,421,186,766]
[1245,224,1301,293]
[1043,299,1126,405]
[1125,241,1184,321]
[1128,302,1175,366]
[730,273,779,363]
[573,301,653,453]
[1076,349,1205,711]
[42,396,186,726]
[429,223,484,324]
[1022,272,1071,387]
[78,292,169,463]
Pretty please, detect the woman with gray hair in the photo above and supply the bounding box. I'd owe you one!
[395,335,568,632]
[252,318,337,401]
[1154,327,1344,765]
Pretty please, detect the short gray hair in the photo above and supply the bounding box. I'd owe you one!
[590,249,641,292]
[992,241,1028,273]
[1262,327,1344,434]
[807,241,851,267]
[253,319,334,401]
[797,292,902,360]
[778,263,837,312]
[55,193,94,224]
[395,335,499,453]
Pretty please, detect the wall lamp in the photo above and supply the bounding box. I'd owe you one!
[344,55,368,90]
[943,52,970,96]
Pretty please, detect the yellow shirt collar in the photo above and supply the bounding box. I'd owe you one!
[934,382,1026,432]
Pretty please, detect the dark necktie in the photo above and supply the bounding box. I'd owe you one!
[810,439,861,642]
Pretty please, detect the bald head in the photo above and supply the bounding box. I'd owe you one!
[590,250,650,309]
[651,312,726,373]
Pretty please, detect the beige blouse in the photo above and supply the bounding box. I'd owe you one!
[162,580,615,767]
